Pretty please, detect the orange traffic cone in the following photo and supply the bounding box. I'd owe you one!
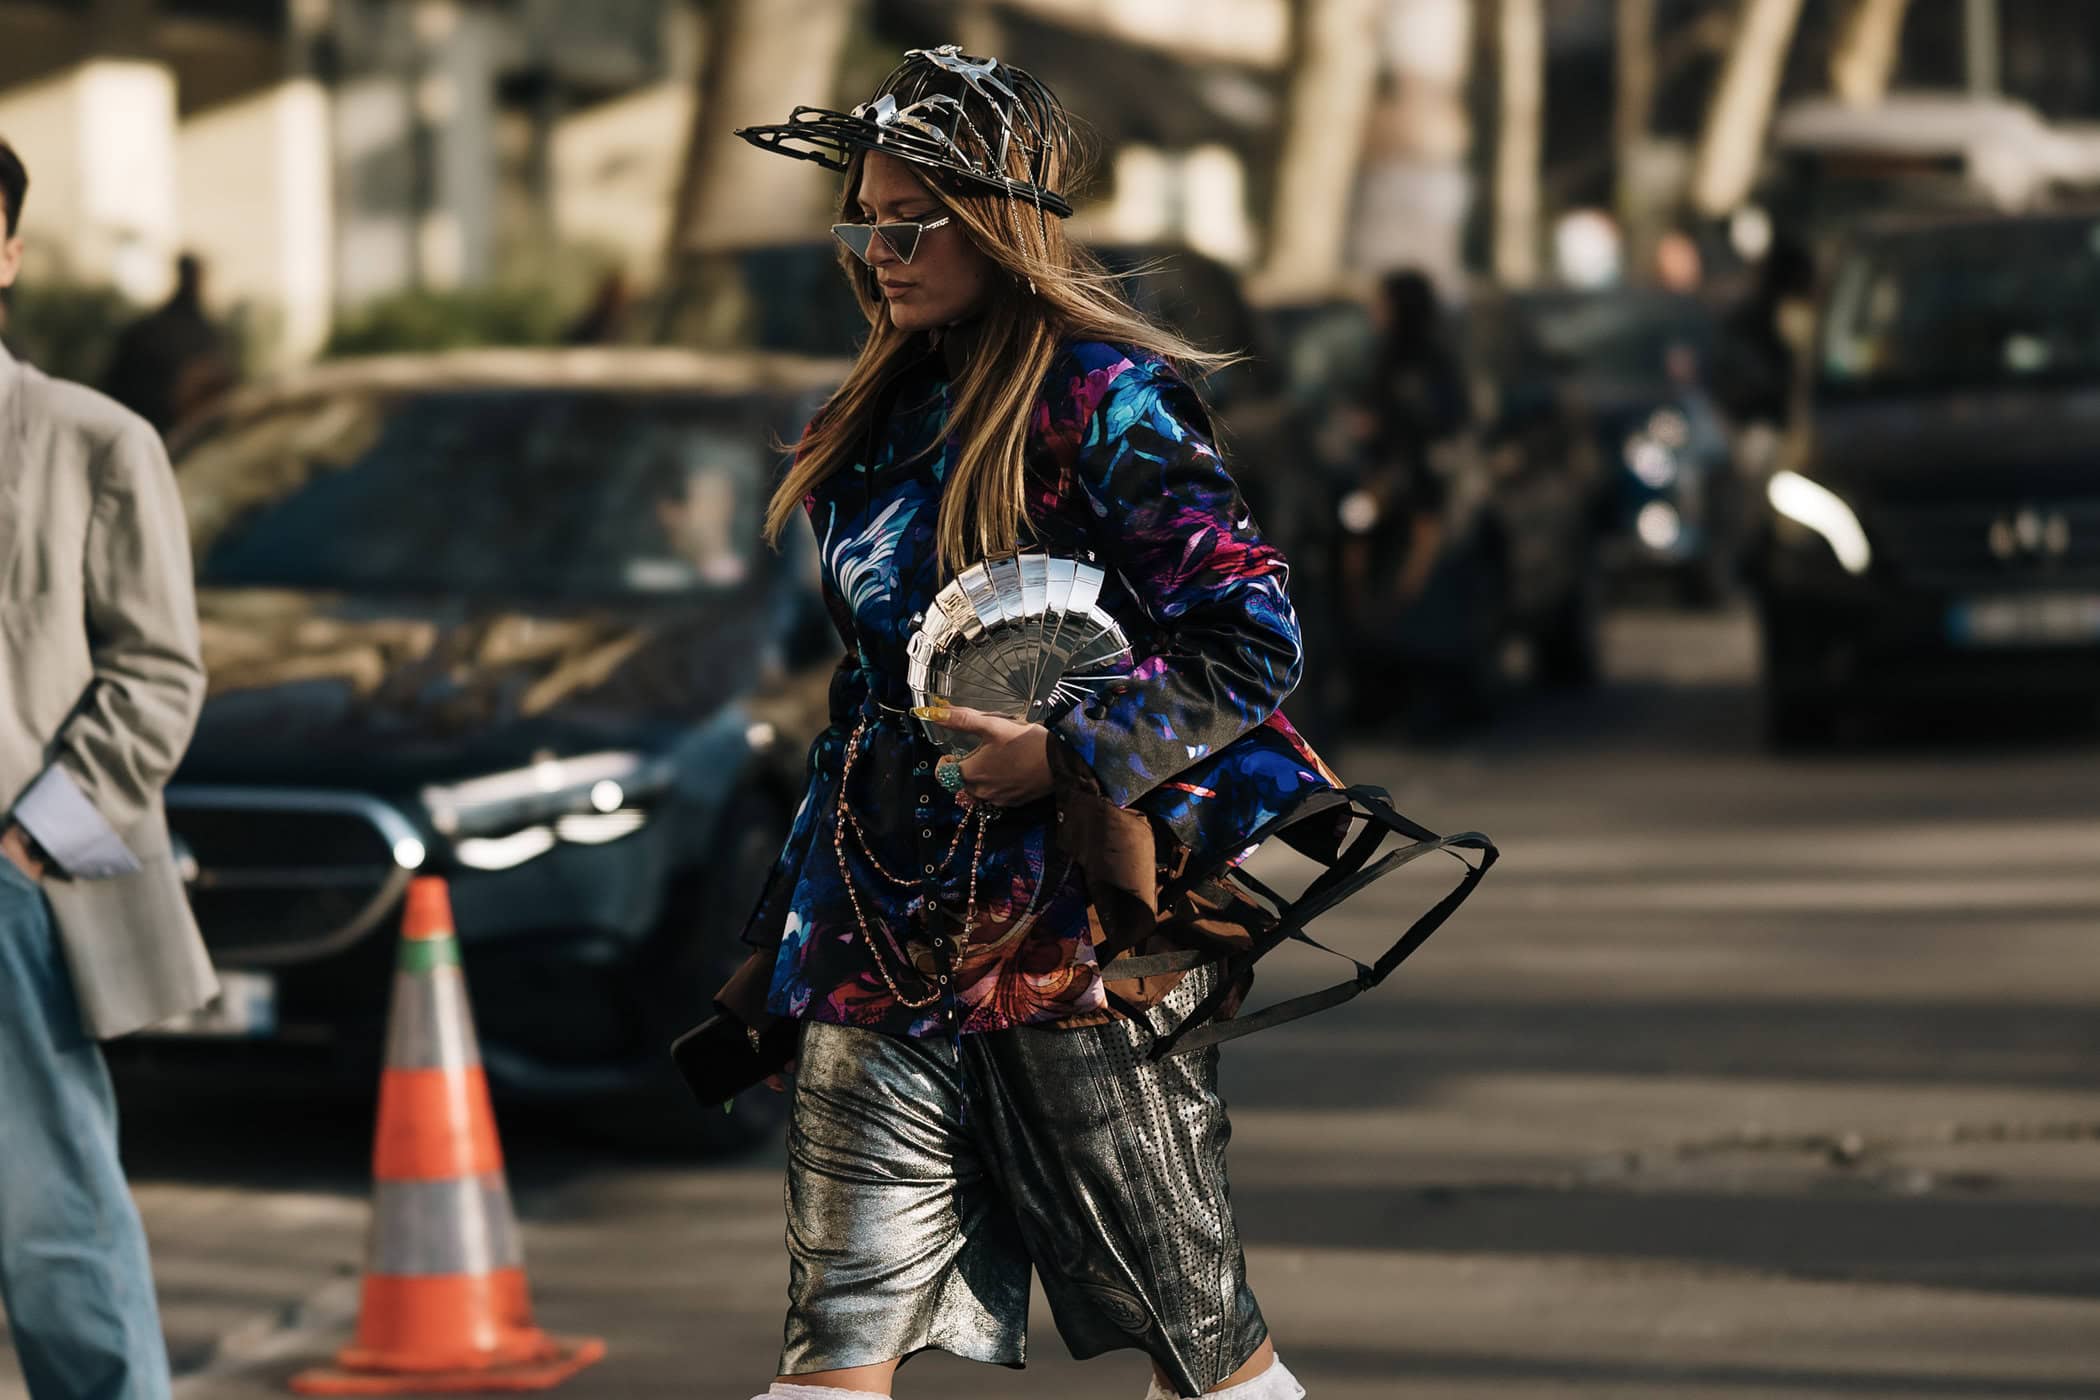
[291,878,606,1395]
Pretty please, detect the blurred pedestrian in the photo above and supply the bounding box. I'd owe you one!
[1716,231,1816,481]
[0,137,217,1400]
[1654,227,1704,294]
[1717,231,1815,430]
[102,251,235,438]
[717,43,1369,1400]
[561,267,634,346]
[1345,268,1469,618]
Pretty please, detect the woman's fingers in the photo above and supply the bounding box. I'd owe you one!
[912,702,1025,742]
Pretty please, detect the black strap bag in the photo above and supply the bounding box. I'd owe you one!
[1095,782,1497,1060]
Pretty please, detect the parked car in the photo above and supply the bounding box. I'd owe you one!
[1507,288,1740,603]
[1751,211,2100,744]
[116,347,847,1151]
[1763,93,2100,253]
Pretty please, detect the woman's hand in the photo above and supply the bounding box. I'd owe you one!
[911,703,1054,807]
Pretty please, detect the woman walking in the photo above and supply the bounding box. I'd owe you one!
[722,45,1337,1400]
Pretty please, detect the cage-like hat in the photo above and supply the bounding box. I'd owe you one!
[735,44,1074,219]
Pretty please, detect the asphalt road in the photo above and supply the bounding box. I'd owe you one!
[7,604,2100,1399]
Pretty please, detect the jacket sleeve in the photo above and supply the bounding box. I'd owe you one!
[12,417,205,877]
[1049,361,1303,808]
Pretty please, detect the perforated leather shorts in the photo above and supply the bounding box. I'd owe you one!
[778,966,1268,1396]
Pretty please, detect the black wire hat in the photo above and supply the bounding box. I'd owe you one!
[735,44,1075,220]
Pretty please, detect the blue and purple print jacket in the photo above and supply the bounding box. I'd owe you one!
[739,336,1338,1040]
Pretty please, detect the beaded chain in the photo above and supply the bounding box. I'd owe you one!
[834,716,994,1010]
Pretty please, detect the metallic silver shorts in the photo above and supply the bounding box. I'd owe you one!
[779,968,1267,1395]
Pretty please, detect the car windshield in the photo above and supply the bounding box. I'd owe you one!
[1820,219,2100,394]
[180,389,772,598]
[1516,294,1713,384]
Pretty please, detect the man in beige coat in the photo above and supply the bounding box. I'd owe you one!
[0,138,216,1400]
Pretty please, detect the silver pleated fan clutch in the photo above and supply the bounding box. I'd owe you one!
[907,553,1135,757]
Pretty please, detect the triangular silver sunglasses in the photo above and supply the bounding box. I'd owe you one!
[831,216,952,265]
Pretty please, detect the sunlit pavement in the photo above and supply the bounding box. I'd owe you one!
[7,604,2100,1399]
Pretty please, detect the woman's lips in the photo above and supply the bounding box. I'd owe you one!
[880,282,914,299]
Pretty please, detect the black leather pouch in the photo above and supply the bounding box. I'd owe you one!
[670,1011,801,1109]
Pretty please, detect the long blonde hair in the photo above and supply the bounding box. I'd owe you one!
[762,140,1234,572]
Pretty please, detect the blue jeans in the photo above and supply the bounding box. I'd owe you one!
[0,859,171,1400]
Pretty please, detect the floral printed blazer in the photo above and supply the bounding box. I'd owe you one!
[735,336,1337,1041]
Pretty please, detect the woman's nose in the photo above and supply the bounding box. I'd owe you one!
[865,234,902,267]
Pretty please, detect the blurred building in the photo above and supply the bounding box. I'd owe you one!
[0,0,697,366]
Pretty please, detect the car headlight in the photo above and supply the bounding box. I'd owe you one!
[1647,408,1690,448]
[1338,488,1380,534]
[1623,409,1690,489]
[1624,434,1678,488]
[422,751,668,872]
[1767,470,1872,575]
[1636,501,1684,552]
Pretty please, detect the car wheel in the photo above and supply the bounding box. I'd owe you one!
[623,788,796,1156]
[1765,686,1839,750]
[1676,552,1733,609]
[1758,605,1843,749]
[1537,564,1604,689]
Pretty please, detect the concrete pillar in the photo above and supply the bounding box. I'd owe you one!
[1965,0,2000,97]
[1351,0,1474,292]
[667,0,856,256]
[178,79,335,365]
[0,59,180,301]
[1690,0,1804,219]
[553,82,697,288]
[331,62,418,304]
[1100,145,1173,242]
[417,0,498,289]
[1182,144,1255,267]
[331,0,498,305]
[1492,0,1543,287]
[1255,0,1381,300]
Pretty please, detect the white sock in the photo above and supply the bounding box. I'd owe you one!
[759,1385,891,1400]
[1146,1354,1306,1400]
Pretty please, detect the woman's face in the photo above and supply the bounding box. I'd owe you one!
[853,153,994,333]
